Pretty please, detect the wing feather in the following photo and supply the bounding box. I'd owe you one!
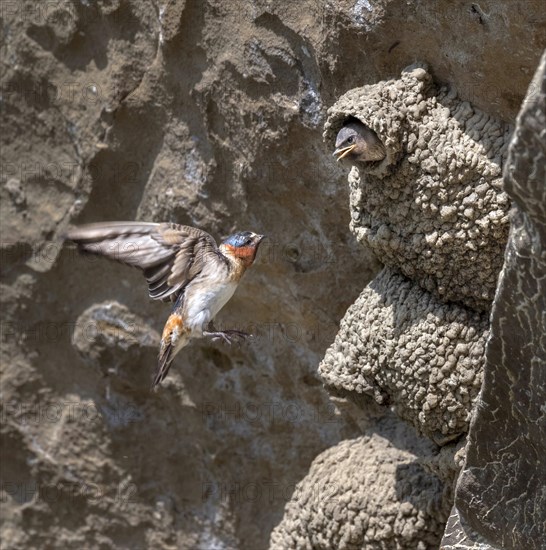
[65,222,227,302]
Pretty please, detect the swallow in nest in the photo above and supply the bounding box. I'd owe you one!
[332,119,386,165]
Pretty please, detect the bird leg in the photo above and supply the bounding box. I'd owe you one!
[203,327,251,345]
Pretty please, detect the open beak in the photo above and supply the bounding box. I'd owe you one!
[332,144,356,161]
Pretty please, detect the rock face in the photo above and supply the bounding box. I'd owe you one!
[71,301,161,390]
[2,2,379,547]
[1,0,544,548]
[449,51,546,550]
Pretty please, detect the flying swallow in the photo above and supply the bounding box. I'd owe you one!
[65,222,265,388]
[332,119,386,165]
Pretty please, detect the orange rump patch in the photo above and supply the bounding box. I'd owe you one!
[162,314,185,341]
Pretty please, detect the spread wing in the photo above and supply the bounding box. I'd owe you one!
[65,222,227,302]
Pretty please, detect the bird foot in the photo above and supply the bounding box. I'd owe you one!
[204,330,251,345]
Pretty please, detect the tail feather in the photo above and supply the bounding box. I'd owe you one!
[152,312,187,389]
[152,342,175,389]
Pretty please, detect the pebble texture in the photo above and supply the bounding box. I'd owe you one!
[324,64,512,311]
[270,416,452,550]
[453,51,546,550]
[319,267,489,444]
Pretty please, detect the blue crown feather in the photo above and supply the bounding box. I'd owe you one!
[223,232,253,248]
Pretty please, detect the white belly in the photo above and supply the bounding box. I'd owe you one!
[184,280,237,336]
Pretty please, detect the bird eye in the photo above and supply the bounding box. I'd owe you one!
[347,136,354,144]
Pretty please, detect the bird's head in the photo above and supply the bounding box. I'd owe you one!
[220,231,266,267]
[333,119,386,166]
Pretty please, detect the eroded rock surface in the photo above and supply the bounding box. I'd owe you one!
[452,51,546,550]
[1,0,544,548]
[441,507,496,550]
[72,301,160,390]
